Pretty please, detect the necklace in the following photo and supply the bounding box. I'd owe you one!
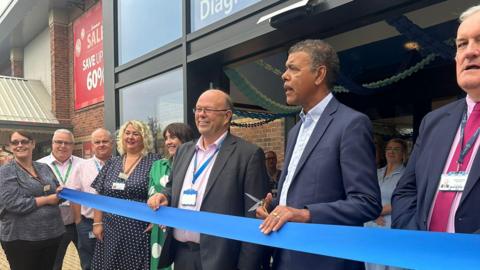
[122,154,142,177]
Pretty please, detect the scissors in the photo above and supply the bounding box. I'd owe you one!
[245,193,268,213]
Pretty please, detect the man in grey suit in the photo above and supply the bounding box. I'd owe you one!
[148,89,269,270]
[257,39,381,270]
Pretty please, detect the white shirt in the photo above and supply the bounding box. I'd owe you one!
[279,93,333,206]
[38,153,84,225]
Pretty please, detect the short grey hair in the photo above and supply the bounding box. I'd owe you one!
[53,129,75,143]
[288,39,340,89]
[459,5,480,22]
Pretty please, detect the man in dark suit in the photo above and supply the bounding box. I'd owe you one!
[392,5,480,234]
[256,39,382,270]
[148,89,269,270]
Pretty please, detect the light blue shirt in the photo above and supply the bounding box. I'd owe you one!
[279,93,333,206]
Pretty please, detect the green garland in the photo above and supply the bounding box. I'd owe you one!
[256,53,438,93]
[224,68,301,113]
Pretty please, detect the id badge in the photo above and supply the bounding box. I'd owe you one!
[88,231,96,239]
[43,185,51,192]
[439,172,468,191]
[112,182,126,190]
[181,188,197,206]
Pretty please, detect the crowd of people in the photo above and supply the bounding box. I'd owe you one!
[0,3,479,270]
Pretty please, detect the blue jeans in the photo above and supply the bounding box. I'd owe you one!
[76,217,96,270]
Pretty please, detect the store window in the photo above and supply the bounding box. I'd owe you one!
[118,0,182,64]
[190,0,261,32]
[119,68,184,131]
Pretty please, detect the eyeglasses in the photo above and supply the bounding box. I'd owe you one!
[53,140,74,146]
[385,147,402,152]
[10,139,31,146]
[192,108,230,114]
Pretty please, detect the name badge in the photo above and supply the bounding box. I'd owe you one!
[181,188,197,206]
[88,231,96,239]
[43,185,51,192]
[112,182,126,191]
[118,172,129,180]
[439,172,468,191]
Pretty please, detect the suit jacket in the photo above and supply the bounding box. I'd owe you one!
[273,97,382,270]
[159,133,269,270]
[392,99,480,233]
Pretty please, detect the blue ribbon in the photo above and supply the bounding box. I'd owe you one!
[60,188,480,270]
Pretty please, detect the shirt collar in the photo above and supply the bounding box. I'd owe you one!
[299,92,333,123]
[466,95,477,115]
[50,153,73,166]
[196,131,228,151]
[92,155,106,166]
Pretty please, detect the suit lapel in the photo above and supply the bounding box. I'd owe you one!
[173,143,196,207]
[424,101,466,211]
[203,133,236,201]
[290,97,337,181]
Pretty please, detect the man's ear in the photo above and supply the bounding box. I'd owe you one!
[314,66,327,86]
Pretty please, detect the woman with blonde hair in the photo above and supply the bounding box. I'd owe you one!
[91,120,159,270]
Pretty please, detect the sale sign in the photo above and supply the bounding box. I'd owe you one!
[73,1,104,110]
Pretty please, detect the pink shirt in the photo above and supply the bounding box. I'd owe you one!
[428,96,480,232]
[174,132,227,243]
[67,156,105,219]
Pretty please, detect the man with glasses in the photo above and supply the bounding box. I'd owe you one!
[147,89,269,270]
[38,128,84,270]
[67,128,113,270]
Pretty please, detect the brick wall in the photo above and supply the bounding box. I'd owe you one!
[50,10,71,124]
[230,118,285,168]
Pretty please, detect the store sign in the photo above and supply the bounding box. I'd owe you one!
[191,0,261,31]
[73,2,104,110]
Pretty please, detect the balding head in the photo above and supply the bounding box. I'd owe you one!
[91,128,114,161]
[194,89,233,146]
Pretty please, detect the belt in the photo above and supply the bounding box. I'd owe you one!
[175,240,200,251]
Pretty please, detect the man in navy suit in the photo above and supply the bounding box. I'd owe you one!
[392,5,480,234]
[257,39,382,270]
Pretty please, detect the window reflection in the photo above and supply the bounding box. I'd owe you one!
[119,68,184,128]
[118,0,182,64]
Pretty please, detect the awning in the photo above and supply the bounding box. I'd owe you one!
[0,75,62,144]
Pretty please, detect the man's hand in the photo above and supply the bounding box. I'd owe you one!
[255,193,273,219]
[144,223,153,233]
[147,193,169,211]
[259,206,311,234]
[375,216,386,226]
[93,223,104,241]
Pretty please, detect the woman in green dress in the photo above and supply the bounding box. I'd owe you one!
[148,123,194,270]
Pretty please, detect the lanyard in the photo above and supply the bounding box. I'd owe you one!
[456,110,480,170]
[94,159,102,173]
[52,160,72,184]
[192,140,224,185]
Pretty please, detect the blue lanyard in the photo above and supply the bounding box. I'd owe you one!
[192,140,224,185]
[94,159,102,173]
[457,110,480,170]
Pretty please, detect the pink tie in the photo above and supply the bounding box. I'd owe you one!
[429,102,480,232]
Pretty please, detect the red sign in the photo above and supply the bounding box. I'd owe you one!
[83,141,93,159]
[73,2,104,110]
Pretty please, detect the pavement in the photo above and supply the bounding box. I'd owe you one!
[0,242,81,269]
